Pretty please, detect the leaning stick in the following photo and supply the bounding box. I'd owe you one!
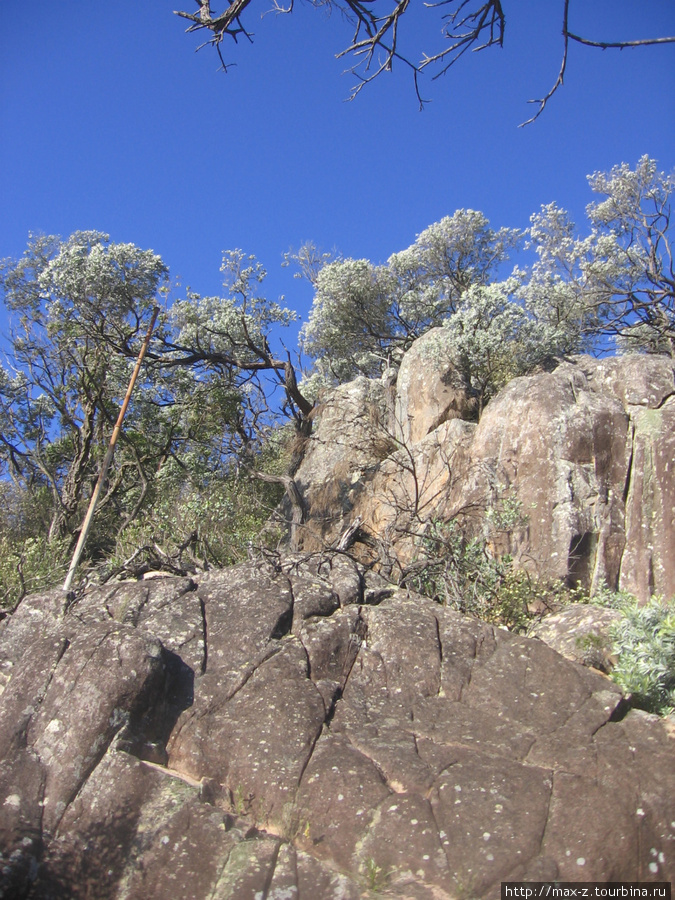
[63,307,160,593]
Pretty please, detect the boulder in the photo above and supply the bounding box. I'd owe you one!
[461,358,632,589]
[394,327,476,445]
[1,559,673,897]
[528,603,622,671]
[461,355,675,599]
[290,375,395,548]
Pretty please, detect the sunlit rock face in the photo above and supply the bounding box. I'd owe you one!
[394,326,477,445]
[1,559,674,898]
[292,347,675,601]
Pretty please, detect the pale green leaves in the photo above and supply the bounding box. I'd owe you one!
[527,157,674,354]
[169,248,296,370]
[300,158,673,405]
[587,156,674,233]
[300,258,397,382]
[388,210,520,318]
[441,277,582,409]
[300,210,520,389]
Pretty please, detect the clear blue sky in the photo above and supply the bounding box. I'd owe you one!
[1,1,674,338]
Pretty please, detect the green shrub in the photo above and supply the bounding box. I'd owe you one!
[405,516,582,632]
[591,590,675,716]
[0,534,70,611]
[101,472,285,580]
[407,517,675,715]
[1,443,287,600]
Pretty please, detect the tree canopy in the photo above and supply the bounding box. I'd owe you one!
[299,210,520,386]
[0,234,299,595]
[175,1,675,121]
[299,156,674,407]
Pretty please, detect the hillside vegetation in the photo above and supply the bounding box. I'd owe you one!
[1,159,673,652]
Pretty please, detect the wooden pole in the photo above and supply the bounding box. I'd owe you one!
[63,307,160,593]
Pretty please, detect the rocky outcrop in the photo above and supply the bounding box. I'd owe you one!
[292,375,395,548]
[1,559,673,898]
[291,350,675,601]
[528,604,622,672]
[394,327,476,445]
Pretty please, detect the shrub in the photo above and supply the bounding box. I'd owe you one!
[592,590,675,716]
[0,534,70,611]
[407,517,675,715]
[101,472,285,581]
[404,516,581,632]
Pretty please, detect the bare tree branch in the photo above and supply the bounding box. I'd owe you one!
[566,32,675,50]
[175,0,255,69]
[174,0,675,121]
[520,0,570,127]
[419,0,505,78]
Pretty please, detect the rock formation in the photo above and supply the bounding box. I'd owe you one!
[291,344,675,602]
[1,558,673,898]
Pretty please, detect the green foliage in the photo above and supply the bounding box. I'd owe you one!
[0,231,170,543]
[362,857,391,893]
[0,534,70,610]
[300,158,673,401]
[405,501,587,632]
[440,278,583,412]
[300,258,400,384]
[300,210,519,389]
[0,234,298,591]
[523,156,674,356]
[169,249,297,368]
[103,470,285,579]
[591,590,675,716]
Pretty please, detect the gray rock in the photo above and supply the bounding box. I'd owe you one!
[290,352,675,601]
[529,603,622,671]
[2,561,673,897]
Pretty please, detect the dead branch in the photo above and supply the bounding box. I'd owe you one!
[254,470,306,550]
[173,0,675,120]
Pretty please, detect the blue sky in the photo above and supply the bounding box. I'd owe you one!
[1,1,674,340]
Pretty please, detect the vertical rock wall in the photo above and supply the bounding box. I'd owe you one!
[293,347,674,600]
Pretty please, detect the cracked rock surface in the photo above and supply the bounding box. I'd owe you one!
[1,556,674,898]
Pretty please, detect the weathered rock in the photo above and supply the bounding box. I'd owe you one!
[466,355,675,600]
[293,375,395,548]
[0,589,169,897]
[358,418,476,570]
[1,559,674,898]
[579,353,675,409]
[291,351,675,600]
[618,396,675,599]
[394,327,476,445]
[463,359,632,588]
[529,603,622,671]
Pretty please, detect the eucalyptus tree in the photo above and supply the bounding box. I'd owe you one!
[300,157,674,407]
[521,156,674,356]
[0,232,171,544]
[299,210,519,388]
[159,249,312,432]
[0,235,307,559]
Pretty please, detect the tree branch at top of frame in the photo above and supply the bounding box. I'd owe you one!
[174,0,675,122]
